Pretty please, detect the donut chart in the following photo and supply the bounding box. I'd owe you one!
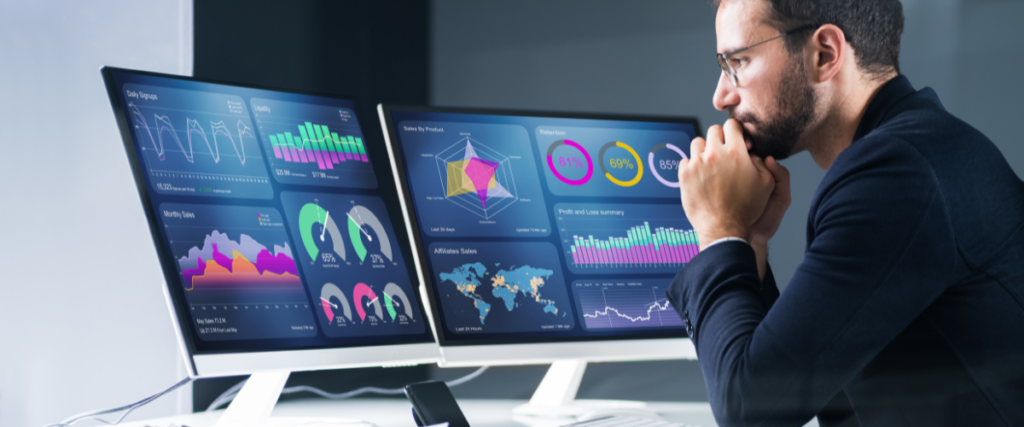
[648,143,688,188]
[353,282,384,322]
[546,139,593,186]
[383,282,414,321]
[319,283,353,324]
[599,141,644,187]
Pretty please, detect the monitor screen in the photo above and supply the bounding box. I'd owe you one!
[381,107,700,346]
[103,68,432,355]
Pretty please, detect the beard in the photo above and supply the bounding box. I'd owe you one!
[729,55,817,160]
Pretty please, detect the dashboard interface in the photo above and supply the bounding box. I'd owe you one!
[104,69,431,354]
[382,108,700,345]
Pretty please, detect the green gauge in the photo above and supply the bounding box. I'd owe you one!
[298,203,346,263]
[346,204,393,263]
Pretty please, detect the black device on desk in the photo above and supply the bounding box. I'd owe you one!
[405,381,471,427]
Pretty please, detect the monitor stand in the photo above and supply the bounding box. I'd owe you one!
[512,360,649,418]
[212,371,365,426]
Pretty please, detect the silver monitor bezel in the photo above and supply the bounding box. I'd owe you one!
[377,104,700,366]
[101,66,441,379]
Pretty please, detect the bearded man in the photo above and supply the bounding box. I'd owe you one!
[666,0,1024,426]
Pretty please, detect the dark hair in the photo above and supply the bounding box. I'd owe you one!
[717,0,904,77]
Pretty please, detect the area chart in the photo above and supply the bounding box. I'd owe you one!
[161,203,317,341]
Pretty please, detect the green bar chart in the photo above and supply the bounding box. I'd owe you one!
[268,121,370,170]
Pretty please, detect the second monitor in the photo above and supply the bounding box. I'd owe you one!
[379,106,700,416]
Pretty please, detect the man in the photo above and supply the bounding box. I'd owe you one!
[666,0,1024,426]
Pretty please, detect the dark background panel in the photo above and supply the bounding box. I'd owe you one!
[191,0,432,410]
[192,0,712,411]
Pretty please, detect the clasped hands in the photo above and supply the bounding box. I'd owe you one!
[678,119,791,280]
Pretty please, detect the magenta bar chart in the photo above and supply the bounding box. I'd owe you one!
[569,223,699,267]
[556,202,698,274]
[267,122,369,171]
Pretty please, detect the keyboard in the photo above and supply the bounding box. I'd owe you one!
[562,415,699,427]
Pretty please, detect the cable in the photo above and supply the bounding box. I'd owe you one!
[206,366,490,412]
[43,377,192,427]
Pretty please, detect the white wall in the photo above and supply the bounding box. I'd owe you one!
[0,1,193,425]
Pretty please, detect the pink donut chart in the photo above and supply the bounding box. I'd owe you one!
[546,139,594,186]
[648,143,688,188]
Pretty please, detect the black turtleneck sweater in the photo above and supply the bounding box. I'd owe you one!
[667,75,1024,427]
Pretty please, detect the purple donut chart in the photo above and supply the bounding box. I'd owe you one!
[546,139,593,186]
[647,143,687,188]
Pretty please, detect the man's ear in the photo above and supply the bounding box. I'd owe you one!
[809,24,846,83]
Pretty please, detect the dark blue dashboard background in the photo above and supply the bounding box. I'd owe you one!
[387,110,699,345]
[109,70,434,354]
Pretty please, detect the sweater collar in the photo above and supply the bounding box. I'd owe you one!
[853,75,917,141]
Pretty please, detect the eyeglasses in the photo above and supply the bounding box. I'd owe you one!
[717,25,816,87]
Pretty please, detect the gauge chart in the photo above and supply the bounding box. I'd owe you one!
[281,192,425,337]
[124,83,273,199]
[161,203,317,341]
[319,282,353,325]
[251,97,377,188]
[598,141,644,187]
[535,125,694,198]
[347,204,393,265]
[315,280,421,336]
[546,139,593,186]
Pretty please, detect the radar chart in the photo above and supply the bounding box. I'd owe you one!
[436,137,519,220]
[396,121,551,237]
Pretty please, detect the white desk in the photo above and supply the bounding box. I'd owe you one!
[118,399,725,427]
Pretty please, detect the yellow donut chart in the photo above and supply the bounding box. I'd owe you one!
[599,141,644,187]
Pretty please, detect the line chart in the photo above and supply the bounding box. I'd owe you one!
[572,279,684,330]
[124,83,272,199]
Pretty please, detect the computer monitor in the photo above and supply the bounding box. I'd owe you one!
[378,105,700,416]
[101,67,438,424]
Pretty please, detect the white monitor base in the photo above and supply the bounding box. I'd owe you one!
[512,360,649,418]
[212,371,368,427]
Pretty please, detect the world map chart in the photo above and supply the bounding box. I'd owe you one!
[439,263,560,324]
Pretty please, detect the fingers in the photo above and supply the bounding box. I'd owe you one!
[706,125,725,149]
[750,154,768,172]
[723,119,746,153]
[690,136,707,159]
[764,156,790,185]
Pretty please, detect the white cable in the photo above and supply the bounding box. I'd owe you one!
[43,377,192,427]
[206,366,489,412]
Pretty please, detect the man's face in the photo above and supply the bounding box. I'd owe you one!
[713,0,816,160]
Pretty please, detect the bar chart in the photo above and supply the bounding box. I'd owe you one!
[267,122,369,171]
[251,97,378,188]
[555,202,698,274]
[569,222,699,267]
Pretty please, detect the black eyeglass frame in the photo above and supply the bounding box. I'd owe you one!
[716,24,817,87]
